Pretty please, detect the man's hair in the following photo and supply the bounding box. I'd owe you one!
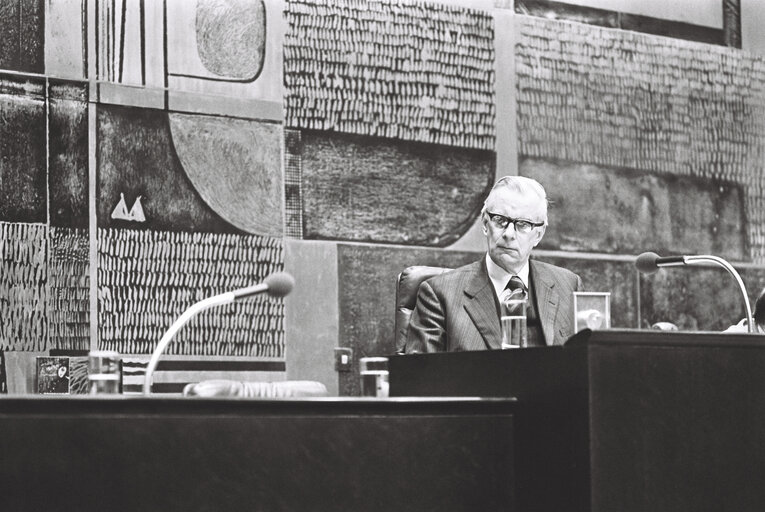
[480,175,549,224]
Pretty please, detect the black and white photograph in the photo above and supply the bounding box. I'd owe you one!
[0,0,764,510]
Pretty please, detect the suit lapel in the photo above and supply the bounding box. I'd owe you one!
[464,261,502,350]
[531,261,559,346]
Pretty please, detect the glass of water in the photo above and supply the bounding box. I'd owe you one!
[500,296,528,349]
[359,357,389,397]
[88,351,122,395]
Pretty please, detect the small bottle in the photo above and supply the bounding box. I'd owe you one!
[88,351,121,395]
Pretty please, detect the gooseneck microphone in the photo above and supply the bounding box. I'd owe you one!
[635,251,686,274]
[635,252,754,333]
[231,273,295,300]
[143,272,295,395]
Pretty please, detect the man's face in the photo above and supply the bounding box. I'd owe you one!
[482,187,546,274]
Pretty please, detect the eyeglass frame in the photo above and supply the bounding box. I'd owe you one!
[484,211,545,234]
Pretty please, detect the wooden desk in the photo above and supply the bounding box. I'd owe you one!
[390,329,765,512]
[0,396,516,512]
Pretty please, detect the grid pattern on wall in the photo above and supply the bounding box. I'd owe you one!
[48,227,90,351]
[97,228,285,357]
[515,16,765,261]
[284,129,304,239]
[284,0,496,150]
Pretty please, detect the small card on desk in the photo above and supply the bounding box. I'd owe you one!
[36,357,70,394]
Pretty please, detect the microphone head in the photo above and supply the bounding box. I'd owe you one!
[635,252,660,274]
[264,272,295,298]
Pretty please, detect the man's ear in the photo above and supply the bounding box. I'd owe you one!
[481,215,488,235]
[532,225,547,247]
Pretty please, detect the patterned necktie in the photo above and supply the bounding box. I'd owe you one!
[502,276,527,315]
[504,276,526,298]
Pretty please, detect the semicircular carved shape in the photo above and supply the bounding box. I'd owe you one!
[168,112,282,237]
[301,132,494,246]
[196,0,266,80]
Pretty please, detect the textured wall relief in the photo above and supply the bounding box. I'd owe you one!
[45,0,86,79]
[298,131,494,245]
[168,113,283,237]
[284,129,303,239]
[0,223,47,352]
[97,104,285,356]
[522,158,747,260]
[48,228,89,351]
[0,74,47,224]
[284,0,495,150]
[98,229,284,356]
[0,0,44,73]
[166,0,283,102]
[49,80,89,229]
[95,0,284,102]
[97,104,239,233]
[516,16,765,260]
[195,0,266,80]
[640,266,765,331]
[95,0,162,86]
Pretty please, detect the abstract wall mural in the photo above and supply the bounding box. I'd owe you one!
[92,0,284,106]
[97,104,244,233]
[0,73,90,354]
[97,104,285,355]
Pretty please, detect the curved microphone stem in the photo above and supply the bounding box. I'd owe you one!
[143,291,235,396]
[684,255,755,334]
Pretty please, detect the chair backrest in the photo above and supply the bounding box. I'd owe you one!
[394,266,452,354]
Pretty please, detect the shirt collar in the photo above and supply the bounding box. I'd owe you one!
[485,253,530,299]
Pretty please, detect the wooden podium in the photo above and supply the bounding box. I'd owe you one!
[389,329,765,512]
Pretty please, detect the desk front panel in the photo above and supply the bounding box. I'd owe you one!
[0,397,516,512]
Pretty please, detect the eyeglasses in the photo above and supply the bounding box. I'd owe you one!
[485,212,545,234]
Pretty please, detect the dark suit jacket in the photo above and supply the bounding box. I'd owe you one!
[405,258,583,352]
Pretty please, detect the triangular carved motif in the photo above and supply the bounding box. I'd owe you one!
[111,193,131,220]
[129,196,146,222]
[111,193,147,222]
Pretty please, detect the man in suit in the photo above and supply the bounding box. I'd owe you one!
[405,176,583,352]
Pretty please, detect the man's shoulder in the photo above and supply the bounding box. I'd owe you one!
[530,259,580,280]
[426,260,483,286]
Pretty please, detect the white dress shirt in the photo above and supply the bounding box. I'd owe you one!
[485,253,529,302]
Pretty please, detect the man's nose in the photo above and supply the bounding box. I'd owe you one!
[501,224,517,239]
